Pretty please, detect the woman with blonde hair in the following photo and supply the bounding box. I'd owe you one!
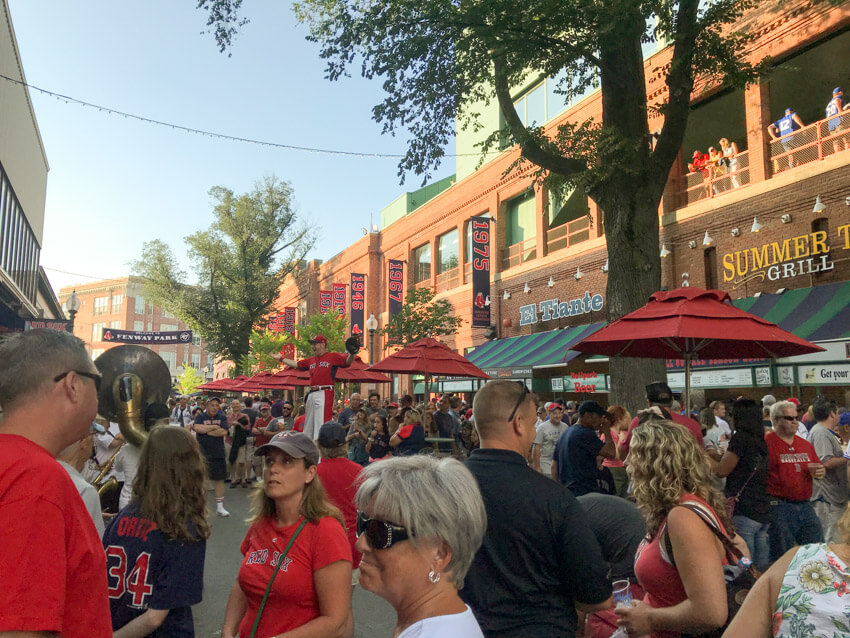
[102,425,210,637]
[615,421,748,637]
[391,407,427,456]
[604,405,631,497]
[725,501,850,636]
[221,431,352,638]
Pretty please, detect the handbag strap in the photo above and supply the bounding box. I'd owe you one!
[732,464,759,502]
[248,517,309,638]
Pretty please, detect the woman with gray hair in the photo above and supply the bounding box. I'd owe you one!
[355,455,487,636]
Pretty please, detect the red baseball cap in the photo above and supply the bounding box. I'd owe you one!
[308,334,327,345]
[388,402,399,408]
[788,397,801,406]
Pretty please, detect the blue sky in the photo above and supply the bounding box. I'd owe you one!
[8,1,453,293]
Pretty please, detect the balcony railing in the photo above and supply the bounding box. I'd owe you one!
[546,215,592,253]
[463,262,472,284]
[769,112,850,176]
[435,267,459,293]
[501,237,537,270]
[676,150,751,207]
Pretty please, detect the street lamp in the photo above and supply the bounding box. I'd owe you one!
[365,313,378,365]
[65,290,81,334]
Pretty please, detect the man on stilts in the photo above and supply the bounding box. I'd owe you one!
[273,334,359,440]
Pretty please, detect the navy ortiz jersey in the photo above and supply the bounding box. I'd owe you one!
[103,502,206,637]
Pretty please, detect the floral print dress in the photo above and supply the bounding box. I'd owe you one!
[774,543,850,636]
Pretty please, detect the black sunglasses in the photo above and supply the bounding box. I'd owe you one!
[54,370,102,393]
[356,510,409,550]
[776,415,797,422]
[508,381,530,421]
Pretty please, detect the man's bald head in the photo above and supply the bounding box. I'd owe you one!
[473,380,535,439]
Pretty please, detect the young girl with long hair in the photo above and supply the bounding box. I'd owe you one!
[102,425,210,637]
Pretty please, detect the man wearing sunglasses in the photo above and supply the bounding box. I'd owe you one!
[0,329,112,637]
[766,399,825,562]
[460,380,612,637]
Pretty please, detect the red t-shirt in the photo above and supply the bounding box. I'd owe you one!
[316,457,364,568]
[620,412,704,457]
[634,494,728,638]
[293,415,305,433]
[237,515,351,637]
[766,431,817,502]
[253,415,274,447]
[0,434,112,636]
[297,352,349,386]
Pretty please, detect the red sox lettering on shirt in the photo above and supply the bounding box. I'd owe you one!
[297,352,348,386]
[766,431,817,502]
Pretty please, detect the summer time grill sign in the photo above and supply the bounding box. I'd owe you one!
[102,328,193,344]
[350,273,366,342]
[470,216,491,328]
[388,260,404,318]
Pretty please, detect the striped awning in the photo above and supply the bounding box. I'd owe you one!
[466,322,605,373]
[733,281,850,342]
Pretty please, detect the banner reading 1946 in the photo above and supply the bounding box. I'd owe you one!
[470,215,491,328]
[388,260,404,318]
[350,273,366,341]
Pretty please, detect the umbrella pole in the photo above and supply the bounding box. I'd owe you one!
[684,355,692,417]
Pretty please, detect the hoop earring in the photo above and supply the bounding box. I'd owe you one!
[428,570,441,584]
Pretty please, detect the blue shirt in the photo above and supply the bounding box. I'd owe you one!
[193,411,228,460]
[103,502,205,637]
[776,111,801,136]
[553,424,604,496]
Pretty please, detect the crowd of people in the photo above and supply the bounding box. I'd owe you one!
[6,328,850,637]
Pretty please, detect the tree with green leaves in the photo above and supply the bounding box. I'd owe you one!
[195,0,772,408]
[238,329,288,373]
[280,311,350,360]
[382,288,463,348]
[174,364,207,396]
[132,176,315,373]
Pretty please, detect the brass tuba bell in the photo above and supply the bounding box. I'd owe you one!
[94,345,172,448]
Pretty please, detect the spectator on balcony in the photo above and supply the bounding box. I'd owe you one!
[707,146,725,194]
[826,87,850,153]
[719,137,740,189]
[687,150,711,199]
[768,107,805,171]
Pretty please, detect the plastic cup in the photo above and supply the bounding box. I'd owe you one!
[808,463,824,479]
[612,579,632,608]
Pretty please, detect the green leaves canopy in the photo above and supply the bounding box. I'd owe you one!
[133,176,315,372]
[381,288,463,348]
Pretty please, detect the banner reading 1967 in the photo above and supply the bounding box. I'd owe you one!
[470,215,491,328]
[350,273,366,341]
[388,260,404,318]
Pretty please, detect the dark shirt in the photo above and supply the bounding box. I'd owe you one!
[368,432,390,459]
[461,448,610,637]
[395,424,426,456]
[576,493,646,581]
[193,411,228,460]
[433,411,455,438]
[725,431,770,523]
[240,408,258,427]
[554,425,604,496]
[270,400,285,418]
[337,407,357,427]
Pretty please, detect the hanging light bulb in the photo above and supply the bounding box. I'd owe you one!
[547,276,555,287]
[523,282,531,293]
[503,289,511,300]
[703,230,714,247]
[574,267,583,281]
[813,195,826,213]
[601,259,609,273]
[660,244,671,258]
[751,217,762,233]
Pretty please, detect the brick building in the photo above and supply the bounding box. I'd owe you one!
[276,0,850,406]
[58,277,214,380]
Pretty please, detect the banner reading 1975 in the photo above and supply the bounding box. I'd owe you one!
[350,273,366,341]
[470,215,491,328]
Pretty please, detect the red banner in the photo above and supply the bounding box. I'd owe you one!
[319,290,333,315]
[281,307,296,359]
[332,283,346,317]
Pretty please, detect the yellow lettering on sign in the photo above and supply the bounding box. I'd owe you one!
[793,234,809,259]
[722,253,735,282]
[771,239,791,264]
[810,231,828,256]
[750,244,769,271]
[838,224,850,249]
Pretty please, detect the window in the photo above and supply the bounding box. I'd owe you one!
[159,350,177,372]
[412,243,431,284]
[111,294,123,314]
[109,321,121,329]
[133,321,144,332]
[505,193,536,246]
[162,309,174,319]
[437,230,459,273]
[160,323,177,332]
[93,297,108,316]
[192,334,201,346]
[704,248,718,289]
[91,349,104,360]
[92,323,106,342]
[191,354,201,369]
[147,322,152,331]
[134,296,145,314]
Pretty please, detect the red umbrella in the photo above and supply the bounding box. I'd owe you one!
[197,375,250,392]
[571,287,824,411]
[336,356,392,383]
[369,337,490,399]
[272,367,310,386]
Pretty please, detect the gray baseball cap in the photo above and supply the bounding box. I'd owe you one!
[254,431,319,465]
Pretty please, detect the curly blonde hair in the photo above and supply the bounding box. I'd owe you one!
[627,420,734,539]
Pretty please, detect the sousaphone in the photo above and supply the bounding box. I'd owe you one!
[94,345,172,448]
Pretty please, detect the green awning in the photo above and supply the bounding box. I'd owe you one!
[733,281,850,341]
[467,322,605,373]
